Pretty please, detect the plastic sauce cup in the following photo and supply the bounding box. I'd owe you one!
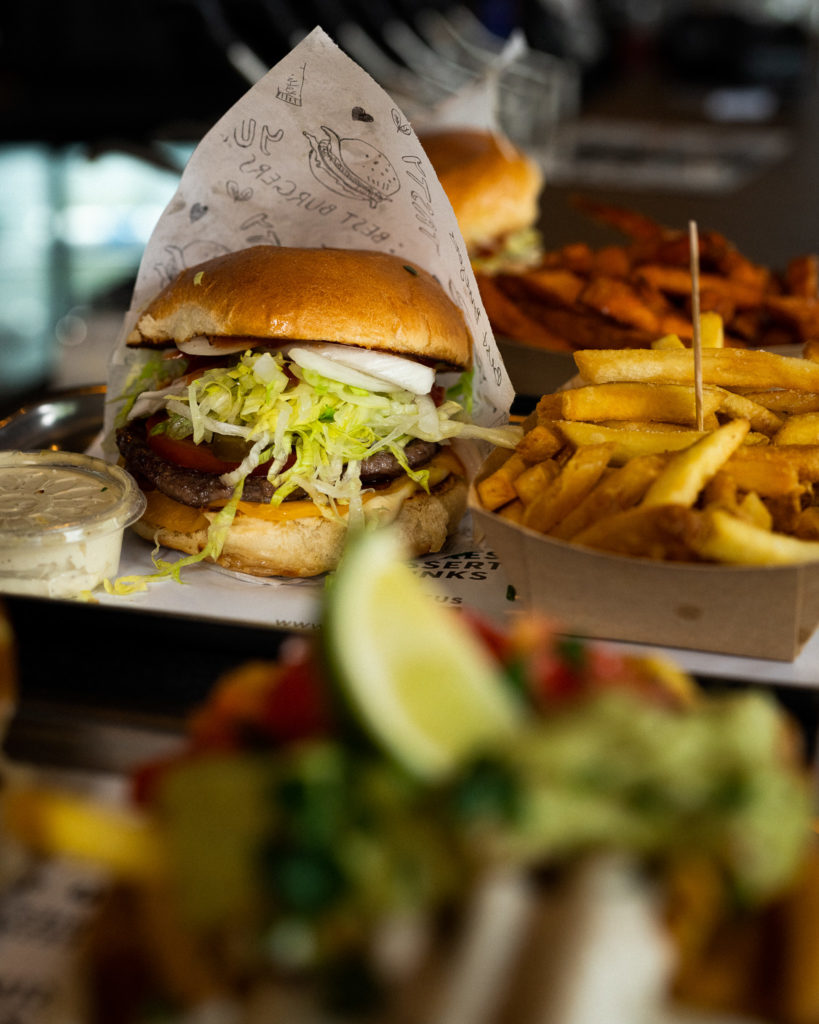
[0,450,146,598]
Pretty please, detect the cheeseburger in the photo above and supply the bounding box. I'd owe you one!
[114,245,518,578]
[420,128,544,273]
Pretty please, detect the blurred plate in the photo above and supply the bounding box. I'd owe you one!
[0,384,105,453]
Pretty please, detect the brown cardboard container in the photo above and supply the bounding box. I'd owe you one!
[469,443,819,661]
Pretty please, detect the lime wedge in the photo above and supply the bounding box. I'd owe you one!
[323,528,522,778]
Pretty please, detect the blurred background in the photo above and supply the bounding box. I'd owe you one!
[1,0,817,415]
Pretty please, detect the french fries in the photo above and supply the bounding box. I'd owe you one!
[574,348,819,391]
[477,334,819,565]
[478,201,819,353]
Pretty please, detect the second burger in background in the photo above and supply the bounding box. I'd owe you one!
[420,128,544,274]
[113,245,520,579]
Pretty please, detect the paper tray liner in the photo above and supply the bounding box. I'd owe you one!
[469,442,819,661]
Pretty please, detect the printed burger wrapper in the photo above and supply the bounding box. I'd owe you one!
[103,25,513,454]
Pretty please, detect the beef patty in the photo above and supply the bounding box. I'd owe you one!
[116,418,441,507]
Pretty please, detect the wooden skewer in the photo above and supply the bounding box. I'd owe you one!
[689,220,704,431]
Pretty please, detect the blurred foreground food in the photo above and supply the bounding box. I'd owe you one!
[0,532,817,1023]
[479,331,819,565]
[478,198,819,352]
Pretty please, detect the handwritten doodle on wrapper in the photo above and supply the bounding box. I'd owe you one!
[153,241,230,288]
[303,125,400,209]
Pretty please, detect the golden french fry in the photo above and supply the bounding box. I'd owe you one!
[574,348,819,391]
[699,311,725,348]
[723,448,804,496]
[793,506,819,540]
[717,390,783,435]
[741,390,819,414]
[550,453,668,540]
[516,422,564,462]
[558,382,723,426]
[762,491,804,535]
[597,415,723,432]
[521,444,613,533]
[641,419,750,509]
[773,412,819,446]
[477,453,528,511]
[702,470,739,511]
[651,333,685,350]
[535,393,563,421]
[766,446,819,482]
[738,491,773,531]
[555,420,709,464]
[498,499,525,524]
[513,460,560,504]
[571,503,703,561]
[691,507,819,565]
[704,473,773,530]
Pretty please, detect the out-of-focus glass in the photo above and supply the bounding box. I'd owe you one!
[0,143,193,409]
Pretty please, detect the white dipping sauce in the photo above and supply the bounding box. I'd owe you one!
[0,451,146,598]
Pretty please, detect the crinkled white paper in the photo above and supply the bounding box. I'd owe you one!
[104,25,513,445]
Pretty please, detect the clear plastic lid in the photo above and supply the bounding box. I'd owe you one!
[0,450,146,546]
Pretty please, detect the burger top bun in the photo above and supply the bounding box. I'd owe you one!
[127,246,472,371]
[420,128,543,251]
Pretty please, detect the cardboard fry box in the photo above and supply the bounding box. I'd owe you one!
[469,440,819,662]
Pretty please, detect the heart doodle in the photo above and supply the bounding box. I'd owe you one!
[190,202,208,222]
[352,106,374,123]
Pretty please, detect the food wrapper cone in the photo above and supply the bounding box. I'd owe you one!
[103,26,514,457]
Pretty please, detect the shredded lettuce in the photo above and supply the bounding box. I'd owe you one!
[445,366,475,416]
[113,347,520,588]
[147,349,518,514]
[113,350,190,429]
[105,482,245,594]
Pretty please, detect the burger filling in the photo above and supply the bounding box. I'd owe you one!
[470,226,543,276]
[114,342,520,568]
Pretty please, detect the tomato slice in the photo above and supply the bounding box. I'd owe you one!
[146,415,240,473]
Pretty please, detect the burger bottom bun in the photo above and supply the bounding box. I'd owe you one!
[132,473,467,578]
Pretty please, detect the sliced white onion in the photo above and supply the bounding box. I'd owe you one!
[285,342,434,395]
[127,380,188,421]
[176,335,253,356]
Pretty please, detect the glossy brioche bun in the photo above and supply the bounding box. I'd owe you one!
[420,128,543,250]
[127,246,472,370]
[133,459,468,578]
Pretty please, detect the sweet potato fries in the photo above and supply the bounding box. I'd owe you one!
[478,198,819,352]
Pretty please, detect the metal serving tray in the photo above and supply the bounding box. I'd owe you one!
[0,384,106,453]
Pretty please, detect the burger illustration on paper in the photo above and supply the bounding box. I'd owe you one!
[304,125,400,208]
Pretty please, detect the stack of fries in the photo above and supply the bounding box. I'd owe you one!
[478,322,819,565]
[477,198,819,353]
